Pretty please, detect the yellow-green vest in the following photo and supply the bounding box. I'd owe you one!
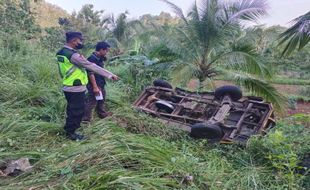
[56,47,88,86]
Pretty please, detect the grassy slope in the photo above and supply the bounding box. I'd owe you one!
[0,41,309,190]
[31,0,69,28]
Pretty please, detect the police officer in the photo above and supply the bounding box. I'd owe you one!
[56,32,119,140]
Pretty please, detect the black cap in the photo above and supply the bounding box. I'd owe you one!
[66,32,83,42]
[96,41,110,51]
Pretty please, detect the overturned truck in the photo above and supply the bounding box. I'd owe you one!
[133,79,276,144]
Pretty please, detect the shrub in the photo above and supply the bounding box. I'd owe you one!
[299,86,310,97]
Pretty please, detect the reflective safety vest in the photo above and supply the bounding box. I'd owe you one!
[56,47,88,86]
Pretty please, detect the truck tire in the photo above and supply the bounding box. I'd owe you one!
[215,86,242,101]
[153,79,173,89]
[190,123,224,140]
[155,100,174,113]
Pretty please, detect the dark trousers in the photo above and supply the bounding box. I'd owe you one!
[83,88,107,120]
[64,91,86,134]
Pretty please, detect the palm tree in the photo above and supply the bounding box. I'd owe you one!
[76,4,105,27]
[160,0,286,110]
[105,11,130,43]
[103,11,144,55]
[279,11,310,56]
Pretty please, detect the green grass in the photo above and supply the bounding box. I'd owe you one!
[1,102,309,189]
[0,39,309,190]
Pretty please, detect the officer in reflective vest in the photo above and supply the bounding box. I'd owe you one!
[56,32,119,141]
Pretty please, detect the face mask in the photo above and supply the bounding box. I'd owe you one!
[76,42,84,49]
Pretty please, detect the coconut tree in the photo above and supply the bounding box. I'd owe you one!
[160,0,286,110]
[103,11,144,55]
[279,11,310,56]
[105,11,130,43]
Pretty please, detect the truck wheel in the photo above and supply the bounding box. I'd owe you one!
[190,123,224,140]
[153,79,173,89]
[215,86,242,101]
[155,100,174,113]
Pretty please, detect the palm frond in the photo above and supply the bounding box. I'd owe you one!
[279,11,310,56]
[159,0,188,24]
[218,43,271,78]
[226,0,268,24]
[222,69,287,112]
[187,0,200,21]
[171,63,196,87]
[188,0,207,47]
[199,0,224,49]
[156,25,201,64]
[174,27,202,61]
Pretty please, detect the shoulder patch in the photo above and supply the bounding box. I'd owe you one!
[57,56,65,63]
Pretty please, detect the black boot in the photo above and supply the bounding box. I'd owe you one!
[66,132,87,141]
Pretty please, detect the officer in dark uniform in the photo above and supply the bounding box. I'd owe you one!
[56,32,119,140]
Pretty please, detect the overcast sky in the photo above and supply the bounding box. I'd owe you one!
[45,0,310,27]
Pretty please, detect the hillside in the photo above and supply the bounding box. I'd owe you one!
[30,0,69,28]
[140,12,181,26]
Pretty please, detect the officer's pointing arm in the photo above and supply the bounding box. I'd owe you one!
[70,53,118,80]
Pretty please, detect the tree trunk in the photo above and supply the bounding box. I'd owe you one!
[198,78,204,92]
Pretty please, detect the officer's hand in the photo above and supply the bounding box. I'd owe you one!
[93,87,101,96]
[111,75,120,81]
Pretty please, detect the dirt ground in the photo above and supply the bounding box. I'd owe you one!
[287,102,310,115]
[187,79,310,115]
[213,81,302,95]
